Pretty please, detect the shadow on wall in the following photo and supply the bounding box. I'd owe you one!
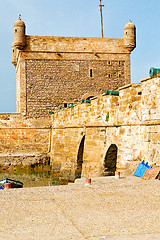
[103,144,118,176]
[75,135,85,179]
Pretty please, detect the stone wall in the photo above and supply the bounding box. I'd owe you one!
[15,35,133,118]
[51,126,85,181]
[25,59,125,118]
[1,76,159,181]
[51,77,160,180]
[0,113,51,166]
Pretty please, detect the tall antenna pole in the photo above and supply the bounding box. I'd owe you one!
[99,0,104,38]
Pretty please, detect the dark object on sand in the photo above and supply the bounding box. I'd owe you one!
[0,178,23,188]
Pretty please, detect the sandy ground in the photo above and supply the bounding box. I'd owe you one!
[0,176,160,240]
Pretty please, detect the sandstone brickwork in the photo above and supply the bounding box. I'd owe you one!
[11,18,136,118]
[5,17,160,182]
[50,76,160,181]
[5,17,152,179]
[26,59,125,118]
[0,113,51,166]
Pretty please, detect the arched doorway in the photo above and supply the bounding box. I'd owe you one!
[103,144,118,176]
[75,135,85,178]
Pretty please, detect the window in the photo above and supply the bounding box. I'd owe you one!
[90,69,93,78]
[108,74,111,78]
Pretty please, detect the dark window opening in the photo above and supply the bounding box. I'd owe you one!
[119,74,121,78]
[15,29,17,32]
[13,50,14,53]
[108,61,111,65]
[119,61,121,65]
[138,91,142,95]
[108,74,111,78]
[90,69,93,78]
[64,103,67,108]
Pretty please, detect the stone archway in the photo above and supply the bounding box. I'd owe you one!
[81,92,100,101]
[75,135,85,179]
[103,144,118,176]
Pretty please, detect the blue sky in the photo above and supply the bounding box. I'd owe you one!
[0,0,160,112]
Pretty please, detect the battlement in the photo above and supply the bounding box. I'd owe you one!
[52,76,160,127]
[50,76,160,179]
[21,36,128,54]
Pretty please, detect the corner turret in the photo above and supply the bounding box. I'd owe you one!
[14,16,26,49]
[11,16,26,66]
[124,20,136,51]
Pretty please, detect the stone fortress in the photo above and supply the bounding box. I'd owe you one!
[0,17,159,181]
[11,17,136,118]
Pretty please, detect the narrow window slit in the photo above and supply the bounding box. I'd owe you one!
[90,69,93,78]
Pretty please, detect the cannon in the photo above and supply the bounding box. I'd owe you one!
[149,67,160,78]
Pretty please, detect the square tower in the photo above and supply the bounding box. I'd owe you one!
[11,19,136,118]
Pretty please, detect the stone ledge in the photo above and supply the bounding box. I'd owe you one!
[119,83,132,90]
[141,76,152,82]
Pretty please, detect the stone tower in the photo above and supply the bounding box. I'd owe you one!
[11,16,26,66]
[14,16,26,49]
[11,18,136,118]
[124,20,136,51]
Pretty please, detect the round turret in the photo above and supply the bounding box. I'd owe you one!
[124,20,136,51]
[14,16,26,49]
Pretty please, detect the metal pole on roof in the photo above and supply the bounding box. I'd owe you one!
[99,0,104,38]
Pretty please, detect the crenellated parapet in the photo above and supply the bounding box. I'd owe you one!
[52,76,160,128]
[50,76,160,180]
